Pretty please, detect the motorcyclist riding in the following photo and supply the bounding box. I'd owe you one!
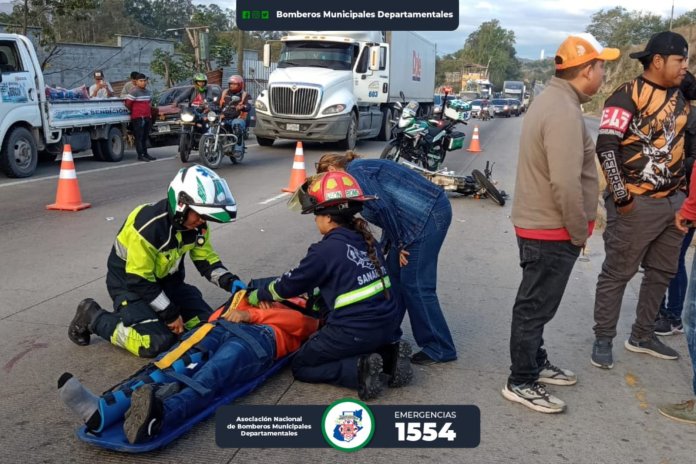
[219,75,251,155]
[176,73,216,108]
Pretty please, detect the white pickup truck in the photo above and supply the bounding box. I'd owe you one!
[0,33,131,177]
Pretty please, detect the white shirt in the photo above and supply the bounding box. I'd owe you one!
[89,81,114,99]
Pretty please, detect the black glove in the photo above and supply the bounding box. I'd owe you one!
[158,305,181,324]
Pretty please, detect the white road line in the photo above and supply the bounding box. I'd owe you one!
[0,155,177,188]
[259,192,290,204]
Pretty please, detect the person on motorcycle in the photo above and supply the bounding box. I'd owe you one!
[67,165,247,359]
[219,75,251,155]
[175,73,216,109]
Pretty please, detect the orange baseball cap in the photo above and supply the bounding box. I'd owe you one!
[555,33,620,70]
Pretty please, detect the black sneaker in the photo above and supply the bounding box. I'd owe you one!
[655,318,684,336]
[379,341,414,388]
[625,335,679,360]
[137,154,156,162]
[123,385,164,444]
[68,299,101,346]
[357,353,386,400]
[591,337,614,369]
[501,381,565,413]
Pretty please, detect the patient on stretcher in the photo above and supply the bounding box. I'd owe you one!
[58,293,318,444]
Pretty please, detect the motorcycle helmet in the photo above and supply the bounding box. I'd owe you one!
[168,165,237,224]
[288,172,375,215]
[193,73,207,91]
[228,75,244,93]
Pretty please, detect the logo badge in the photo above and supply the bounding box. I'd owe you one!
[322,399,375,452]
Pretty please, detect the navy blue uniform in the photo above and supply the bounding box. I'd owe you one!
[256,227,400,388]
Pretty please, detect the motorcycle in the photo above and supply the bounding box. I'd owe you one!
[198,96,246,169]
[380,91,470,171]
[178,100,212,163]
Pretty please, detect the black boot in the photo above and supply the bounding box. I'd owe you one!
[123,384,164,444]
[357,353,386,401]
[68,298,102,346]
[379,340,414,388]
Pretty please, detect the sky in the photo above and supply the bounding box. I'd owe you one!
[1,0,692,60]
[208,0,692,60]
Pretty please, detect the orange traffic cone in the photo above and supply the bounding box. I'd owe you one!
[282,141,308,193]
[467,125,483,153]
[46,144,91,211]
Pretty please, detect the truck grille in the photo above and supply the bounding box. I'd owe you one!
[270,85,320,117]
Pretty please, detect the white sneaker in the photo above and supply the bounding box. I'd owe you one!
[538,360,577,386]
[502,382,566,413]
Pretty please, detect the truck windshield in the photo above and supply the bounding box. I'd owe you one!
[278,41,354,71]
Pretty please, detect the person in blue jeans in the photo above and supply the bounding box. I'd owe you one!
[316,152,456,365]
[656,112,696,336]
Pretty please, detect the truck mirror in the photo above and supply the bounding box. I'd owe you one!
[263,44,270,68]
[369,46,380,71]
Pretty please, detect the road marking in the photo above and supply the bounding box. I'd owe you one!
[0,155,177,188]
[259,192,290,204]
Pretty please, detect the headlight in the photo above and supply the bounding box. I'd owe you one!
[181,111,194,123]
[322,104,346,115]
[255,100,268,112]
[207,111,217,122]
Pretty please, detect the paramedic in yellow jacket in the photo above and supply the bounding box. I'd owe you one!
[67,165,246,358]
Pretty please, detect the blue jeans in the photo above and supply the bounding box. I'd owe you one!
[661,228,695,320]
[508,238,581,385]
[683,253,696,395]
[386,194,456,362]
[162,323,275,425]
[224,118,245,151]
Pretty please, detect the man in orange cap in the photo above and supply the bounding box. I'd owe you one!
[503,33,619,414]
[592,31,695,371]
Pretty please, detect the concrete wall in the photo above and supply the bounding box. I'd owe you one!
[40,34,176,93]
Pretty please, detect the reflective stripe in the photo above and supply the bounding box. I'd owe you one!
[150,291,171,312]
[210,267,228,286]
[184,315,201,330]
[334,277,391,309]
[113,239,127,260]
[268,281,283,301]
[110,322,151,356]
[59,170,77,180]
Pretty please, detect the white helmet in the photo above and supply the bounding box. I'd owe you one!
[168,165,237,224]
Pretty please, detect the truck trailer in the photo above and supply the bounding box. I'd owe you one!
[254,31,436,150]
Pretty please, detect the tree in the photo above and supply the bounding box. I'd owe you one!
[458,20,521,89]
[673,8,696,28]
[586,7,666,48]
[150,49,194,88]
[123,0,195,38]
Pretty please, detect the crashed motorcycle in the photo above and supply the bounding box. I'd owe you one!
[198,96,246,169]
[178,102,211,163]
[380,97,470,171]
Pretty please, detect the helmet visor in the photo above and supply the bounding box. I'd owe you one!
[287,174,323,213]
[188,178,237,223]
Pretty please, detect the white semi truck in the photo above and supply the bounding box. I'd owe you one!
[254,31,436,150]
[0,33,130,178]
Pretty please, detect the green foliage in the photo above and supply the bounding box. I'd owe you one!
[672,9,696,28]
[149,48,194,88]
[123,0,195,38]
[586,7,666,48]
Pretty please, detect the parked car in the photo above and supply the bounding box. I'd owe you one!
[469,99,493,119]
[490,99,511,118]
[149,84,222,147]
[507,99,522,116]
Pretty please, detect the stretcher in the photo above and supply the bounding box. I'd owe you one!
[75,285,309,453]
[75,356,291,453]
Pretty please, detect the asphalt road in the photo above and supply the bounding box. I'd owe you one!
[0,114,693,463]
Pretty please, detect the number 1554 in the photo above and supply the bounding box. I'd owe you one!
[394,422,456,441]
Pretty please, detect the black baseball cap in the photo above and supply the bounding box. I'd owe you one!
[629,31,688,60]
[135,73,148,80]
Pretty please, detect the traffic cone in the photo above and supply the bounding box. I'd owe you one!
[282,141,308,193]
[46,144,91,211]
[467,125,483,153]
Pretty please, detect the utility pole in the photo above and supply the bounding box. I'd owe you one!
[669,0,674,30]
[236,29,245,78]
[166,26,210,72]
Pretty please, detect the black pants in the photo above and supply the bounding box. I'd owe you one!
[131,117,151,157]
[508,237,580,385]
[92,281,212,358]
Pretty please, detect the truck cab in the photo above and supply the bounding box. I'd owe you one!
[254,31,435,150]
[0,33,129,178]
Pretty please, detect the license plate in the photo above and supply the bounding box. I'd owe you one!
[158,124,170,133]
[286,123,300,131]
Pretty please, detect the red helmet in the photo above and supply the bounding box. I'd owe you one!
[228,75,244,92]
[291,172,375,215]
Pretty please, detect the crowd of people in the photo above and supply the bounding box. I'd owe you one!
[57,29,696,447]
